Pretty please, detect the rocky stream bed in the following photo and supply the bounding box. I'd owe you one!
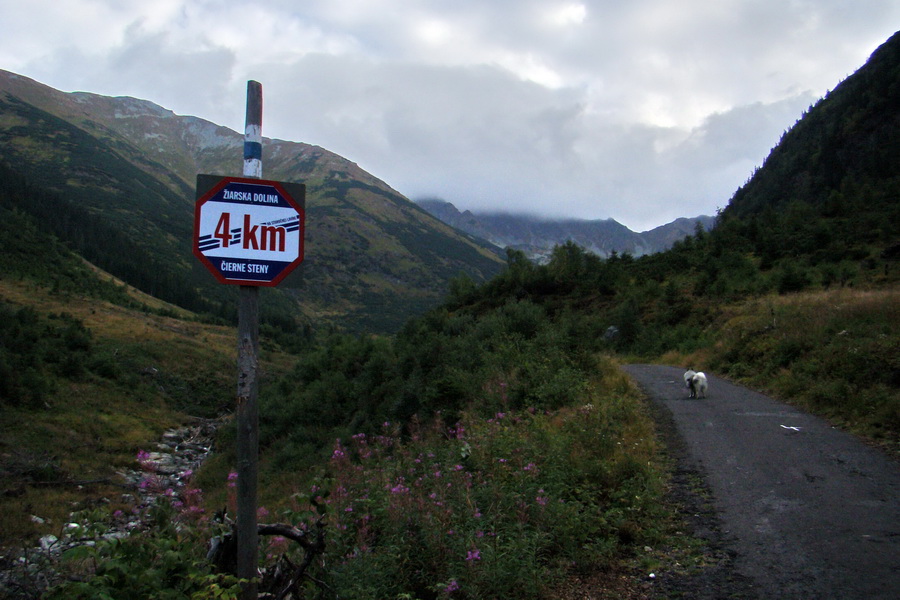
[0,418,221,598]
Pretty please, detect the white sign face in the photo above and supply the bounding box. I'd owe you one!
[193,177,305,286]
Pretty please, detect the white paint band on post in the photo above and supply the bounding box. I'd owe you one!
[243,82,263,179]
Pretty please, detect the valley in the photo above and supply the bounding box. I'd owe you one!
[1,29,898,600]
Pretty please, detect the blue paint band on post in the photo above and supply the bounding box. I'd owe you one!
[244,141,263,160]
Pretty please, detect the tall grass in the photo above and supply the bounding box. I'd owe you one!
[670,287,899,454]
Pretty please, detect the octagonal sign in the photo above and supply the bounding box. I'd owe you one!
[194,175,306,286]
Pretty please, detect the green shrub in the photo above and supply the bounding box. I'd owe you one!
[274,395,663,600]
[774,262,812,294]
[45,499,242,600]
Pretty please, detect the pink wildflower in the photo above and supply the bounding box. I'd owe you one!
[331,442,346,460]
[448,423,466,439]
[390,479,409,494]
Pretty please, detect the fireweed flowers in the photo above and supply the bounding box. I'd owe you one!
[45,454,239,599]
[292,403,660,599]
[134,449,206,522]
[135,449,167,495]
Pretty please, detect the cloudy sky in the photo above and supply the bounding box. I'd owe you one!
[1,1,897,230]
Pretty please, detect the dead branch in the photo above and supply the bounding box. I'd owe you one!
[208,516,327,599]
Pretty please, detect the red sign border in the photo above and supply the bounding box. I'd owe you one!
[193,175,305,287]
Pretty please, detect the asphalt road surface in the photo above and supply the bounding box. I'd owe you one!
[622,364,900,600]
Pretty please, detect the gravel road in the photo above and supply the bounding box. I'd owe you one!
[622,364,900,600]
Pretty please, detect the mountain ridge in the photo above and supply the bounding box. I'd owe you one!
[416,198,715,262]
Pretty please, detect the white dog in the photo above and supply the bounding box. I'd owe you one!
[692,372,708,398]
[683,369,696,390]
[684,369,708,398]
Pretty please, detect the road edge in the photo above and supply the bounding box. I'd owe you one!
[625,365,759,599]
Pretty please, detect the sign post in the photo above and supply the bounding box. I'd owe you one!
[193,81,305,600]
[237,80,262,600]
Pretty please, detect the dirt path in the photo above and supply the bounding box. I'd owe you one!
[622,364,900,600]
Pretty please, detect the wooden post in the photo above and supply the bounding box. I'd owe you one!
[236,80,262,600]
[243,81,263,180]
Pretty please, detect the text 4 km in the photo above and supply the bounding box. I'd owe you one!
[215,213,287,252]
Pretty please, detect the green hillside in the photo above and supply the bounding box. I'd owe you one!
[715,30,900,273]
[0,71,505,334]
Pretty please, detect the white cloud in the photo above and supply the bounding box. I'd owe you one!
[1,0,897,230]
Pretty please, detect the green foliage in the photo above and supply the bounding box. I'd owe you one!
[0,158,217,314]
[710,290,900,450]
[716,32,900,278]
[0,304,106,406]
[278,389,661,600]
[0,206,133,306]
[258,291,611,470]
[45,499,243,600]
[773,261,812,294]
[725,33,900,225]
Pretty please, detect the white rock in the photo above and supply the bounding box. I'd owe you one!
[39,535,58,551]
